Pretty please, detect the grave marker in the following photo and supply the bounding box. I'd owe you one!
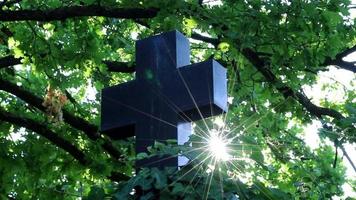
[101,30,227,169]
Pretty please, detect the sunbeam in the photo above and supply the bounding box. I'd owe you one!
[207,129,231,162]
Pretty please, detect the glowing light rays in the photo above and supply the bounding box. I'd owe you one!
[207,129,231,162]
[106,43,278,198]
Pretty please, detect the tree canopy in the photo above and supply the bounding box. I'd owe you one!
[0,0,355,199]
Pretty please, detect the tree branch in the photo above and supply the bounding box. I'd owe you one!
[323,45,356,73]
[0,78,125,160]
[0,55,135,74]
[0,108,89,165]
[335,45,356,59]
[324,58,356,73]
[109,171,130,182]
[191,33,345,120]
[198,0,203,6]
[0,55,21,69]
[0,5,158,22]
[246,49,345,119]
[294,92,344,119]
[0,76,98,139]
[0,108,130,182]
[191,32,219,47]
[103,61,135,73]
[333,142,338,168]
[340,145,356,173]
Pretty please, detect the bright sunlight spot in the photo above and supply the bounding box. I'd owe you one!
[207,129,231,162]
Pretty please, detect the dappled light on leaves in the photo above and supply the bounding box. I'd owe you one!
[0,0,355,199]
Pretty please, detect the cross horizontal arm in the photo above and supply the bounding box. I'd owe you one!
[101,81,137,139]
[173,59,227,122]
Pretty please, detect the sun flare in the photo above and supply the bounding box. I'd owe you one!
[207,130,231,162]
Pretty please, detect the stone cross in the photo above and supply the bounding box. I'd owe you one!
[101,30,227,169]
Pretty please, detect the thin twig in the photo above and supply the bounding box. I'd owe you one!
[340,145,356,173]
[333,140,338,168]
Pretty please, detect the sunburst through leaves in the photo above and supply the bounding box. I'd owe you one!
[207,129,231,162]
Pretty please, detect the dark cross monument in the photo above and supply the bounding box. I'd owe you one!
[101,30,227,169]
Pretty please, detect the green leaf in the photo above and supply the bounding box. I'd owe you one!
[151,168,167,189]
[322,10,342,27]
[172,182,184,194]
[86,186,105,200]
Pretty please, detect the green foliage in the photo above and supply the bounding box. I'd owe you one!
[0,0,355,199]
